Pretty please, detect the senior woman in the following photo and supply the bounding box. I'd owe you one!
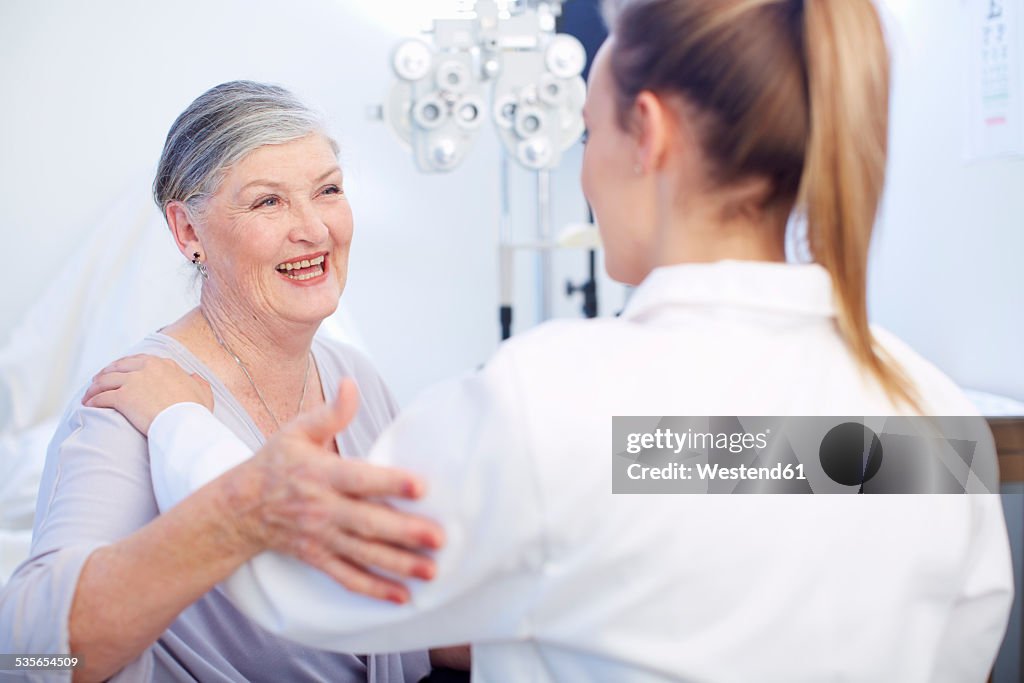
[0,81,465,682]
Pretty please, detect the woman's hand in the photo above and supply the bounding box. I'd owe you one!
[224,379,444,604]
[87,355,446,603]
[83,354,213,434]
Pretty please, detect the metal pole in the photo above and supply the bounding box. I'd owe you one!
[499,148,514,340]
[536,168,552,322]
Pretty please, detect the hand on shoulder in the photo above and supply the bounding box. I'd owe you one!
[83,354,214,434]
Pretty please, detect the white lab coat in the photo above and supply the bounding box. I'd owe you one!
[149,261,1013,683]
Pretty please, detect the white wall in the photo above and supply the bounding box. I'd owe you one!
[872,0,1024,401]
[0,0,1020,406]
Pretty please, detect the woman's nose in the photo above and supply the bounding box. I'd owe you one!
[288,200,330,243]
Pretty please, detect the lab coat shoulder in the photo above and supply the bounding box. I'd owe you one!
[491,316,631,398]
[368,332,549,576]
[368,315,614,475]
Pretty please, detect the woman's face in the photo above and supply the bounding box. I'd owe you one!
[581,38,656,285]
[198,133,352,327]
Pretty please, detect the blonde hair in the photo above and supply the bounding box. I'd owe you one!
[605,0,921,412]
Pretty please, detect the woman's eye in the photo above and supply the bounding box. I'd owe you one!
[254,196,279,209]
[322,184,343,196]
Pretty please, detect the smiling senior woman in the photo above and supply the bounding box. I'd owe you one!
[0,81,451,682]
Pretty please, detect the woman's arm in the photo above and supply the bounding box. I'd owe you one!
[68,473,259,681]
[144,352,547,653]
[67,431,440,682]
[0,401,254,683]
[0,357,443,683]
[86,355,471,672]
[84,355,444,595]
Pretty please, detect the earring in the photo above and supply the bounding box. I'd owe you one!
[191,251,209,280]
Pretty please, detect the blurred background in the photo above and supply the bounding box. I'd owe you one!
[0,0,1021,404]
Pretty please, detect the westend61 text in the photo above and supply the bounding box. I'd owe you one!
[627,462,806,481]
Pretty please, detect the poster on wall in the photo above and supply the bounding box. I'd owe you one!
[965,0,1024,160]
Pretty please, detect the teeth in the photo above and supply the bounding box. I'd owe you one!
[280,264,325,281]
[277,255,325,271]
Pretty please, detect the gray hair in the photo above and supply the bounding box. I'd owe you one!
[153,80,338,221]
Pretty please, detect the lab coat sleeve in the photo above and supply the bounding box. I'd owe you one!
[148,348,548,653]
[148,402,252,513]
[927,493,1014,683]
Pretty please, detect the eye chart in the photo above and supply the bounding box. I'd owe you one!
[965,0,1024,159]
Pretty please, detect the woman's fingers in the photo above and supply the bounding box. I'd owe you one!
[252,413,447,597]
[97,354,149,375]
[96,355,190,381]
[85,389,121,410]
[82,372,129,405]
[85,355,183,406]
[313,554,411,604]
[333,496,444,551]
[187,373,215,410]
[328,532,436,581]
[328,457,427,499]
[289,379,361,447]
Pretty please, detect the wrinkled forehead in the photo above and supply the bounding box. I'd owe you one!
[216,134,343,193]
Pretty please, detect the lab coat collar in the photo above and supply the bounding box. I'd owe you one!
[622,260,836,320]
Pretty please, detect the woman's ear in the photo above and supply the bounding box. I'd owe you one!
[631,90,672,174]
[165,202,202,261]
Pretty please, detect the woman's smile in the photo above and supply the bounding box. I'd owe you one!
[275,251,330,284]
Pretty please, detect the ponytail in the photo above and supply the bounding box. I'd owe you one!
[800,0,922,413]
[607,0,923,412]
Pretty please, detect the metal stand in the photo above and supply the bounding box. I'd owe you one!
[536,169,552,322]
[498,150,515,340]
[566,248,598,318]
[497,157,599,340]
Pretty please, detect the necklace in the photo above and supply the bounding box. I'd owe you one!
[200,308,310,431]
